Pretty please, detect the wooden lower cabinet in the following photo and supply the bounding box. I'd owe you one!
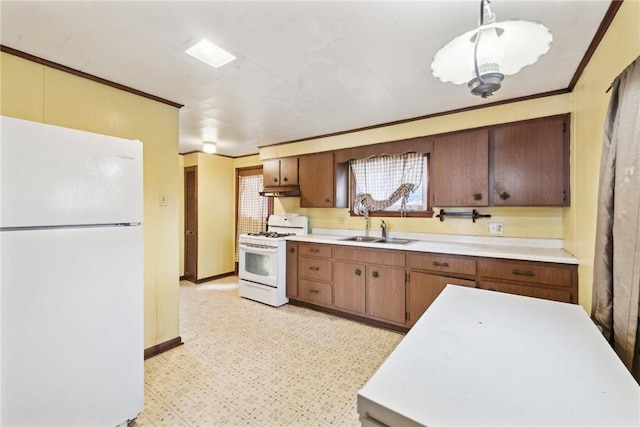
[333,261,366,314]
[288,241,577,330]
[408,272,475,326]
[333,261,406,325]
[286,242,298,298]
[365,265,406,324]
[479,280,572,303]
[298,278,333,306]
[477,258,578,304]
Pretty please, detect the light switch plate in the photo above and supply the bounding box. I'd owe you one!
[159,194,168,206]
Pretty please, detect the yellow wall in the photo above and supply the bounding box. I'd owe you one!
[178,153,262,279]
[180,153,237,280]
[1,52,181,349]
[565,0,640,313]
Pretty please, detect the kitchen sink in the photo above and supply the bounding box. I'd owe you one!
[375,238,416,245]
[340,236,382,243]
[339,236,416,245]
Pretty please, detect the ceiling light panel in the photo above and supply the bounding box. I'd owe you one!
[186,39,236,68]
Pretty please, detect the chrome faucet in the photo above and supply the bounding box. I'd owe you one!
[380,220,387,240]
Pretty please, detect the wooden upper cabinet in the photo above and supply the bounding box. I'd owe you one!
[433,129,489,207]
[263,157,298,186]
[280,157,299,185]
[491,116,568,206]
[262,159,280,186]
[299,151,339,208]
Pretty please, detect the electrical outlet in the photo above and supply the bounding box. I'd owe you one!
[339,218,345,225]
[489,222,503,234]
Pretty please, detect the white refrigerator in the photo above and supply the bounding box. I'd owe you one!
[0,116,144,426]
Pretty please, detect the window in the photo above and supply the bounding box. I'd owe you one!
[350,152,430,218]
[235,168,273,262]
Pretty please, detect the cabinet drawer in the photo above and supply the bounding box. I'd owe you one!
[478,259,572,287]
[298,243,332,258]
[409,253,476,275]
[299,256,333,282]
[479,280,573,303]
[334,246,405,267]
[298,279,333,306]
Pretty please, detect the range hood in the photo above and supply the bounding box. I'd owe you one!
[259,186,300,197]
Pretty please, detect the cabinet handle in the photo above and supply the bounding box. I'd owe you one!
[355,269,362,276]
[325,198,330,203]
[511,269,533,277]
[372,271,379,278]
[309,289,320,294]
[433,261,449,268]
[473,193,483,201]
[289,247,295,253]
[310,266,320,271]
[274,177,278,183]
[500,191,510,200]
[310,248,319,253]
[283,176,288,182]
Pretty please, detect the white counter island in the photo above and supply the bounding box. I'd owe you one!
[357,286,640,426]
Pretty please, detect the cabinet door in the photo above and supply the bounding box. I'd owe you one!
[491,116,567,206]
[365,266,406,324]
[286,242,298,298]
[299,152,335,207]
[408,272,475,326]
[279,157,299,185]
[333,261,366,314]
[263,159,281,186]
[433,129,489,207]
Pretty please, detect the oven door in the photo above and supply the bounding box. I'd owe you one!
[238,242,278,287]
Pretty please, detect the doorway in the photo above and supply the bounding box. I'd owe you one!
[184,166,198,283]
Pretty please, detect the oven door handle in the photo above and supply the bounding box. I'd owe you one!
[239,243,278,254]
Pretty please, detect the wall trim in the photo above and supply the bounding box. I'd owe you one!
[288,299,409,333]
[259,89,569,149]
[0,45,183,109]
[567,0,624,90]
[144,336,183,359]
[180,150,235,158]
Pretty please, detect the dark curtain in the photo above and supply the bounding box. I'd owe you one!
[592,55,640,379]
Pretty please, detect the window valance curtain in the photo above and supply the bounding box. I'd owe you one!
[351,152,423,218]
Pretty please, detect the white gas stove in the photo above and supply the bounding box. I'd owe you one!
[238,214,308,306]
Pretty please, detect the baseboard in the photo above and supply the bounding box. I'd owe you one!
[195,271,236,284]
[144,336,183,359]
[288,299,409,334]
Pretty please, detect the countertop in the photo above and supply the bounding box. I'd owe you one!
[357,286,640,426]
[285,230,578,264]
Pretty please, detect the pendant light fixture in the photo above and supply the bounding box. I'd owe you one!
[431,0,552,98]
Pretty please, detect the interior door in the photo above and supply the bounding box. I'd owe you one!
[184,166,198,283]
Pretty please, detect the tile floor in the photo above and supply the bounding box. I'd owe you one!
[135,277,404,427]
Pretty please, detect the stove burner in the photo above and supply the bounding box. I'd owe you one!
[247,231,295,238]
